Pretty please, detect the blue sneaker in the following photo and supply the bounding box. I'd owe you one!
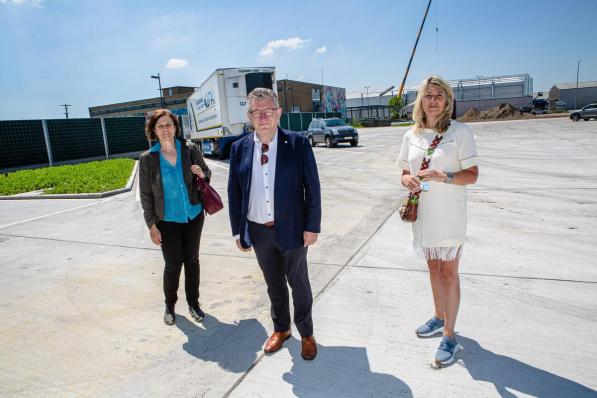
[434,336,462,366]
[415,316,445,337]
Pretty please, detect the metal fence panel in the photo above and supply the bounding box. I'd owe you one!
[288,113,302,132]
[0,120,48,169]
[104,117,148,154]
[47,118,104,162]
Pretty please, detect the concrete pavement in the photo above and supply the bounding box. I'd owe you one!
[0,118,595,397]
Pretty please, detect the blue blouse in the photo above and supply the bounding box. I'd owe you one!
[150,140,202,223]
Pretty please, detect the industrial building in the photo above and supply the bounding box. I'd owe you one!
[88,86,195,118]
[90,80,348,119]
[346,73,535,120]
[549,81,597,110]
[276,79,346,115]
[405,73,534,118]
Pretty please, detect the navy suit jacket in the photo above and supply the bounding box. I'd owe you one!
[227,127,322,250]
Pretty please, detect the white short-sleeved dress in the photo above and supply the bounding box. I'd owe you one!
[398,121,478,260]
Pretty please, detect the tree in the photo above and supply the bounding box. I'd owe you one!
[388,95,405,120]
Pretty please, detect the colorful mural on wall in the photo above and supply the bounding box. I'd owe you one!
[323,86,346,117]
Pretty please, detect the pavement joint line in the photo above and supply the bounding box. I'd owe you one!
[204,159,229,170]
[4,232,594,287]
[468,187,597,191]
[0,233,257,259]
[0,233,357,266]
[0,197,119,230]
[223,204,399,397]
[349,264,597,285]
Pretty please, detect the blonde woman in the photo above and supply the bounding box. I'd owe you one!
[398,76,479,366]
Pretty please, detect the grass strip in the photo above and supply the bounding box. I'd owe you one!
[0,158,135,195]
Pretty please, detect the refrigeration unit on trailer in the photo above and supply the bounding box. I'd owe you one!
[186,67,276,158]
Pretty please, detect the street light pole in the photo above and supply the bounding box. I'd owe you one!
[151,73,165,108]
[575,59,582,109]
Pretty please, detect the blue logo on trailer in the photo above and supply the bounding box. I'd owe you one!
[196,90,216,111]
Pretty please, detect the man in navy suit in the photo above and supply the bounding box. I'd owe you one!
[228,88,321,360]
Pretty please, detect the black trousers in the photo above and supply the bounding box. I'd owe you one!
[158,212,205,308]
[249,221,314,337]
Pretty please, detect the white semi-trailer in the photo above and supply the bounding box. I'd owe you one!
[186,67,276,158]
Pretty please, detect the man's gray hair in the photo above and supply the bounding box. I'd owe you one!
[247,88,279,109]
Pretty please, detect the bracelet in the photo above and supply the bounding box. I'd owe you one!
[444,172,455,184]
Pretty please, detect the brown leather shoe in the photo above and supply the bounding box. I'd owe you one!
[264,330,292,354]
[301,335,317,360]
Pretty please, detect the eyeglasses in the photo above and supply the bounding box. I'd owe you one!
[261,143,269,165]
[423,94,445,102]
[155,122,175,130]
[249,108,278,118]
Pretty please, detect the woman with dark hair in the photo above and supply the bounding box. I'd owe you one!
[139,109,211,325]
[398,76,479,366]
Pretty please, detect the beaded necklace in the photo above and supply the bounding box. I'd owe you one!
[408,133,444,205]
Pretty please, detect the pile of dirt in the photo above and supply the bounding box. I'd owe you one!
[457,103,535,122]
[458,107,480,122]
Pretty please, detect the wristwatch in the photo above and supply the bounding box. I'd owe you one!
[444,172,455,184]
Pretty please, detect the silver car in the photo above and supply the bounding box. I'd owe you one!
[570,103,597,121]
[306,118,359,148]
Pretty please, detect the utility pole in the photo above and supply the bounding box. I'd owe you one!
[60,104,71,119]
[151,73,165,108]
[575,59,582,109]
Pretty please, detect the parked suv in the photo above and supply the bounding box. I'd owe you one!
[570,103,597,121]
[306,118,359,148]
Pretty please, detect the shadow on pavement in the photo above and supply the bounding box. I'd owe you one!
[282,338,412,397]
[459,336,596,398]
[176,314,267,373]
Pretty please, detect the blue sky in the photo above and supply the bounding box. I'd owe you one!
[1,0,596,119]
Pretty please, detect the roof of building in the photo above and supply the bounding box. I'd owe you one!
[162,86,195,90]
[552,81,597,90]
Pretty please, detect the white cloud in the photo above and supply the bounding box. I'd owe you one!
[0,0,45,6]
[315,46,327,54]
[166,58,189,68]
[296,75,305,81]
[259,37,311,56]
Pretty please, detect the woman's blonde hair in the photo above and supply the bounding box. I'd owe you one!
[412,76,454,134]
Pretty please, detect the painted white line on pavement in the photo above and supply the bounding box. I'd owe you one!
[0,197,118,230]
[205,159,229,170]
[135,179,140,202]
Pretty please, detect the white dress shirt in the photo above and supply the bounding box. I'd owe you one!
[247,132,277,224]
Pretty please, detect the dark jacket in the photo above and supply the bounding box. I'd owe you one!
[139,138,211,228]
[227,128,321,250]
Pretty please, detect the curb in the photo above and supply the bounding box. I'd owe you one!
[0,161,139,200]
